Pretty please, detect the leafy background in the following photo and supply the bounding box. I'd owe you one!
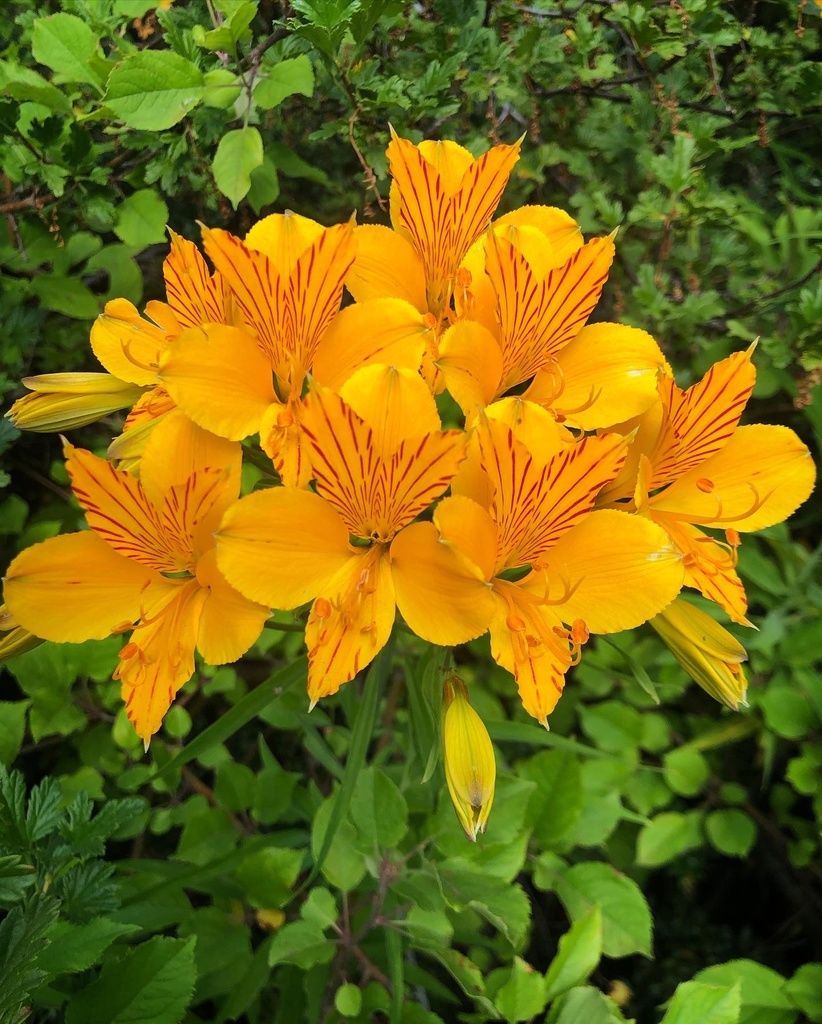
[1,1,821,1022]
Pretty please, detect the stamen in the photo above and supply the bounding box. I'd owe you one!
[122,338,159,374]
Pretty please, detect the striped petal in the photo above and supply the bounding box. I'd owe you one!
[494,205,583,271]
[245,210,325,273]
[159,324,278,441]
[163,230,230,329]
[339,365,441,453]
[437,320,503,416]
[489,579,573,726]
[650,347,756,487]
[533,509,684,632]
[216,487,351,609]
[649,424,816,532]
[3,531,156,643]
[306,545,395,703]
[486,232,615,393]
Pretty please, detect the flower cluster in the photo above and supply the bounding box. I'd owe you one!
[3,133,815,830]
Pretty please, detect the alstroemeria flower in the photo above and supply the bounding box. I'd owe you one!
[606,347,816,624]
[3,411,269,743]
[392,415,684,724]
[346,132,521,384]
[216,367,473,704]
[438,220,665,429]
[6,373,146,433]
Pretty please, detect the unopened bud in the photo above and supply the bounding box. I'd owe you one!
[442,676,496,841]
[6,373,145,432]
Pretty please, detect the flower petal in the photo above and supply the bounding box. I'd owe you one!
[649,423,816,531]
[163,230,229,329]
[391,518,495,644]
[4,532,155,642]
[306,545,395,703]
[494,205,583,270]
[526,323,665,429]
[346,225,427,311]
[216,487,351,609]
[245,210,325,272]
[159,324,277,440]
[535,509,684,632]
[339,364,441,452]
[437,321,503,416]
[90,299,168,386]
[313,298,428,390]
[7,374,145,432]
[195,548,269,664]
[489,580,573,726]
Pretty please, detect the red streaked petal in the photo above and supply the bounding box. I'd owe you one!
[163,230,228,329]
[195,548,269,664]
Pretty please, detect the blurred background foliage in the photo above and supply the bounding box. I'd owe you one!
[1,0,822,1022]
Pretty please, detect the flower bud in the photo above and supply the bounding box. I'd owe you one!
[650,598,748,710]
[0,603,43,663]
[6,373,145,432]
[442,676,496,841]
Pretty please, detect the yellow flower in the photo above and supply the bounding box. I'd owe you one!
[215,366,471,706]
[6,373,146,432]
[650,598,748,710]
[3,411,269,744]
[442,676,496,841]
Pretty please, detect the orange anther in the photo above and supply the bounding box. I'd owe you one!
[314,597,332,619]
[456,267,472,288]
[725,528,741,547]
[506,613,526,632]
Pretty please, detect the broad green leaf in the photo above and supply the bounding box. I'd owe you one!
[234,847,304,908]
[310,796,367,892]
[267,921,335,969]
[300,887,337,931]
[694,961,794,1024]
[215,760,256,812]
[30,276,100,320]
[552,985,626,1024]
[38,919,140,975]
[114,190,169,248]
[255,55,315,109]
[415,946,497,1015]
[212,127,264,208]
[31,14,104,88]
[491,956,549,1024]
[3,65,71,111]
[438,865,531,949]
[579,702,644,753]
[0,702,29,766]
[660,980,741,1024]
[202,68,242,109]
[193,1,257,56]
[554,862,652,959]
[663,747,710,797]
[759,687,817,740]
[636,811,704,867]
[105,51,205,130]
[785,963,822,1023]
[521,750,583,846]
[349,766,408,850]
[248,156,281,214]
[545,907,603,1001]
[65,936,196,1024]
[335,983,363,1018]
[705,809,757,858]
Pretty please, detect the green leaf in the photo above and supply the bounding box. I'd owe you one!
[438,865,531,949]
[785,963,822,1023]
[255,55,314,109]
[0,893,60,1024]
[248,156,281,215]
[300,887,337,931]
[554,862,652,958]
[579,702,644,753]
[0,701,29,766]
[521,750,583,846]
[38,919,141,976]
[544,907,603,1001]
[759,687,817,740]
[415,946,497,1015]
[694,961,794,1024]
[66,936,196,1024]
[30,276,100,320]
[193,1,257,56]
[31,14,104,88]
[212,127,264,209]
[310,795,367,893]
[267,921,335,969]
[660,981,741,1024]
[552,985,626,1024]
[335,983,363,1018]
[151,658,306,781]
[663,747,710,797]
[705,809,757,858]
[234,847,304,908]
[636,811,703,867]
[492,956,549,1024]
[114,190,169,248]
[3,65,71,112]
[105,51,205,130]
[349,766,408,850]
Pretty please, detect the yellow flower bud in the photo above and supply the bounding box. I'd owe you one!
[6,373,145,432]
[650,598,748,710]
[0,603,44,663]
[442,676,496,841]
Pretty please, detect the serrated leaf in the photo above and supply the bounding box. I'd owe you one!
[0,702,29,767]
[0,893,60,1024]
[267,921,335,969]
[65,935,197,1024]
[30,276,100,320]
[31,14,104,88]
[705,809,757,858]
[545,906,603,1001]
[105,51,205,130]
[438,865,531,949]
[554,862,652,958]
[254,55,314,109]
[38,919,141,976]
[349,766,408,850]
[211,127,264,209]
[553,985,626,1024]
[694,960,794,1024]
[492,956,549,1024]
[636,811,704,867]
